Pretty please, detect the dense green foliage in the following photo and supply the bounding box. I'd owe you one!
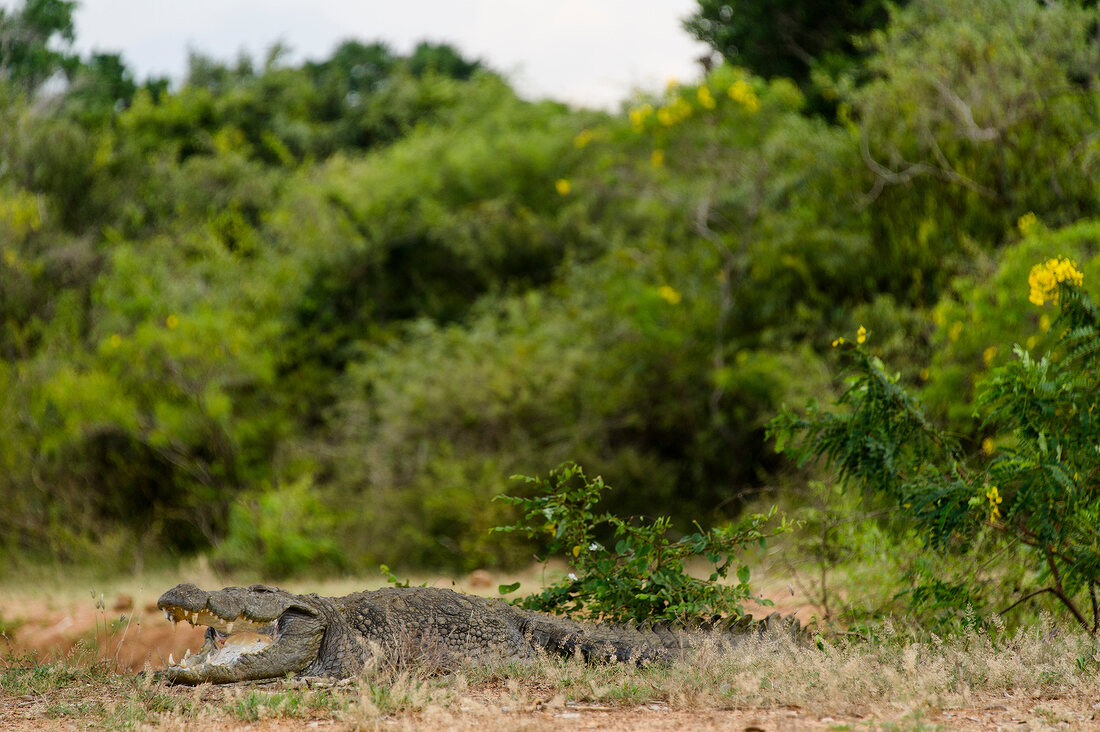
[684,0,895,87]
[1,0,1099,623]
[494,463,792,622]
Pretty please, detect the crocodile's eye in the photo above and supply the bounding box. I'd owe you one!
[249,584,274,593]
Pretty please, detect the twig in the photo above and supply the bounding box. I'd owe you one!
[1045,547,1091,631]
[930,78,1000,142]
[997,587,1059,617]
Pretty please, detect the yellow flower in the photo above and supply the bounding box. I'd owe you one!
[697,85,716,110]
[1025,335,1037,350]
[948,321,963,342]
[856,325,867,345]
[985,485,1003,522]
[572,545,580,557]
[981,437,995,455]
[651,149,665,167]
[727,79,760,112]
[573,129,593,148]
[165,314,179,330]
[656,96,692,127]
[982,345,998,366]
[629,103,653,131]
[919,367,931,382]
[109,333,122,348]
[1017,211,1038,236]
[1028,256,1083,306]
[555,179,571,196]
[832,337,845,348]
[657,285,682,305]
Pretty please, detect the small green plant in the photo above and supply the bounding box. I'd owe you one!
[379,564,413,587]
[493,462,793,623]
[770,259,1100,632]
[0,612,23,640]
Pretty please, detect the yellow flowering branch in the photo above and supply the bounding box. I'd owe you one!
[1028,256,1083,306]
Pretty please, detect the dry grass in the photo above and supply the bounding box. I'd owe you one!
[458,616,1100,715]
[5,614,1099,730]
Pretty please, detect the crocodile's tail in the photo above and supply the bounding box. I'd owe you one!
[518,610,806,665]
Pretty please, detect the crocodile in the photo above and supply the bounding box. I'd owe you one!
[154,583,803,685]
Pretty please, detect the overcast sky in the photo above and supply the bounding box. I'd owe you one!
[64,0,710,110]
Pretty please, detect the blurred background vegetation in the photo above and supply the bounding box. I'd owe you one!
[2,0,1100,625]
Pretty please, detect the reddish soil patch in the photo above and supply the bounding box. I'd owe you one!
[1,592,205,671]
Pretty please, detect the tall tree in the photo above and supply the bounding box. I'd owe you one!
[0,0,78,91]
[683,1,895,87]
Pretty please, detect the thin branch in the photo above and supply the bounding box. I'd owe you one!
[931,77,1000,142]
[1052,586,1091,632]
[859,133,934,185]
[857,120,997,210]
[1045,547,1091,631]
[998,587,1060,617]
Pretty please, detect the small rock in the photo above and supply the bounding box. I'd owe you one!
[468,569,493,589]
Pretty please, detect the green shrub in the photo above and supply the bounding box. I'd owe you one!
[772,260,1100,631]
[214,476,347,579]
[494,462,793,622]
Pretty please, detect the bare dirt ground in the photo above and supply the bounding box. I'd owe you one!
[3,678,1099,731]
[3,567,1100,730]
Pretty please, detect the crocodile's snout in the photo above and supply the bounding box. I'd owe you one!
[157,583,210,613]
[206,589,244,621]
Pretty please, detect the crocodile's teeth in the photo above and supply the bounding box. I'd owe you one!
[169,652,175,666]
[191,612,198,624]
[164,609,171,622]
[225,622,234,633]
[184,648,191,659]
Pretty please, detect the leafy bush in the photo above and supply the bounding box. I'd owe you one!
[493,462,792,622]
[771,259,1100,631]
[214,476,347,579]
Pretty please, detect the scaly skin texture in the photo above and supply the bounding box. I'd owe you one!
[156,583,801,684]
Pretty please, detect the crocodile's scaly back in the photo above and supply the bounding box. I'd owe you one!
[334,587,538,663]
[518,605,801,664]
[155,584,803,684]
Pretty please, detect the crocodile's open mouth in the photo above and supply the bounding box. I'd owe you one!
[155,584,326,684]
[161,605,277,671]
